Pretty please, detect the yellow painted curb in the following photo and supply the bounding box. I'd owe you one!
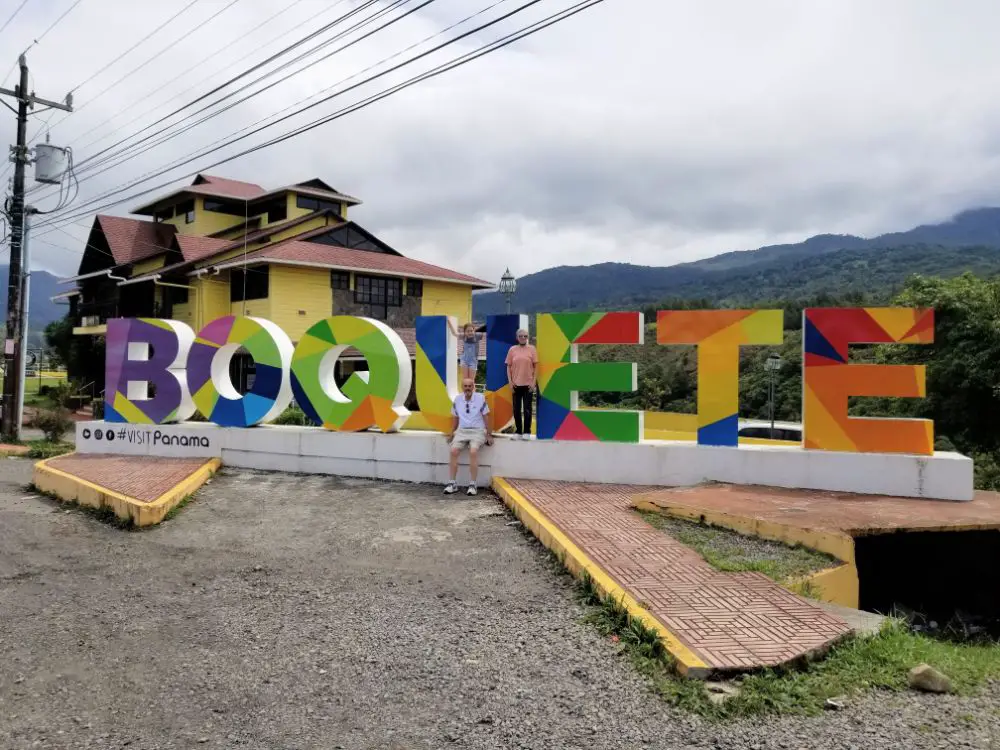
[632,495,860,608]
[492,476,711,679]
[33,455,221,527]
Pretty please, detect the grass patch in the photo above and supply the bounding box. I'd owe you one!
[575,566,1000,718]
[25,483,136,531]
[24,440,74,459]
[499,489,1000,718]
[636,509,837,583]
[162,493,195,522]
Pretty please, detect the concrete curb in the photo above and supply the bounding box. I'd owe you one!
[33,454,221,527]
[491,476,712,679]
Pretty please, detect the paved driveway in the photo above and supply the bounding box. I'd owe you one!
[0,462,996,749]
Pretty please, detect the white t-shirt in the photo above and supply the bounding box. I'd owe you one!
[452,392,489,430]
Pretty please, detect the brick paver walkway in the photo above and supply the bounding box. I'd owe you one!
[45,454,210,503]
[504,478,852,671]
[637,483,1000,536]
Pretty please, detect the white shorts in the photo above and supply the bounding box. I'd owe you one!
[451,428,486,451]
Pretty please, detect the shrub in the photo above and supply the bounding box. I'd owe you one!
[48,381,76,409]
[973,451,1000,491]
[31,407,74,442]
[271,406,318,426]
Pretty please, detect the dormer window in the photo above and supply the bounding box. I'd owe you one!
[153,199,195,223]
[177,199,195,224]
[204,198,247,216]
[264,200,287,224]
[296,194,342,214]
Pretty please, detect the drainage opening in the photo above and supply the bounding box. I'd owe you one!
[854,529,1000,638]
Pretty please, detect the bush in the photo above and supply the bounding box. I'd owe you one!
[271,406,318,426]
[26,440,73,459]
[31,407,74,442]
[48,381,76,409]
[973,451,1000,491]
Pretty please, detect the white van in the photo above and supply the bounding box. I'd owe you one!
[737,419,802,443]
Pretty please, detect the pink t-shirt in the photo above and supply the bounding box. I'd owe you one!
[505,344,538,387]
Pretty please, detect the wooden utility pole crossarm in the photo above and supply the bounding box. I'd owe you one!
[0,54,72,441]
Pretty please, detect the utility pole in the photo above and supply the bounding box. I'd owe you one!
[0,54,72,441]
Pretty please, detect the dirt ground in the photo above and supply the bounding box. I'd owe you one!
[1,460,997,749]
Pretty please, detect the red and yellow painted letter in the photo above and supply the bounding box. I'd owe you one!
[803,307,934,454]
[657,310,783,446]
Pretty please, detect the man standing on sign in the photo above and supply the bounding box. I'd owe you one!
[505,328,538,440]
[444,378,493,496]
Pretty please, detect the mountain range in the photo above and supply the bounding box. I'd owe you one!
[472,207,1000,315]
[9,206,1000,337]
[0,267,68,340]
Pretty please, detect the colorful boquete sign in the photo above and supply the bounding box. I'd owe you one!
[105,307,935,455]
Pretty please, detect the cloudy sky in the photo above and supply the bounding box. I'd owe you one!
[2,0,1000,284]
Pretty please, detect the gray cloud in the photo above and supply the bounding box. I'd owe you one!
[3,0,1000,290]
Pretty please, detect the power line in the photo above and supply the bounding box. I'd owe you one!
[29,0,380,206]
[0,0,31,37]
[35,0,208,141]
[65,0,315,153]
[33,0,84,43]
[25,0,383,204]
[0,0,85,184]
[38,0,531,220]
[22,0,331,202]
[60,0,425,188]
[72,0,247,118]
[36,0,558,228]
[63,0,384,175]
[73,0,206,94]
[37,0,606,237]
[83,0,511,201]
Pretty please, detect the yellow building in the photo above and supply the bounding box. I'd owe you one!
[62,174,492,394]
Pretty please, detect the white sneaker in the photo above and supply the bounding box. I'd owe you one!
[443,482,458,494]
[466,485,477,496]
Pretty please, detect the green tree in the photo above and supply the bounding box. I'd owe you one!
[855,273,1000,455]
[44,315,103,383]
[43,316,74,369]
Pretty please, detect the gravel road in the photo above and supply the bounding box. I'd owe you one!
[0,460,997,749]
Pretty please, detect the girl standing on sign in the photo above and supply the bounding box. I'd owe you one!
[448,320,484,383]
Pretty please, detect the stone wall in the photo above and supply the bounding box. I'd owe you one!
[331,289,421,328]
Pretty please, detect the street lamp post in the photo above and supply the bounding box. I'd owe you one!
[499,268,516,314]
[764,353,783,439]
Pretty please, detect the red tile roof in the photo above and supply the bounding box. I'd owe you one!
[189,174,266,199]
[95,215,176,265]
[218,239,493,288]
[175,234,233,263]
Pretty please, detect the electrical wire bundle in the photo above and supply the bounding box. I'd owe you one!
[0,0,609,263]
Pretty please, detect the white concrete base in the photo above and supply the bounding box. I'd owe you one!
[74,422,975,500]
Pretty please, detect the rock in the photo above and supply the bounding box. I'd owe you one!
[705,681,741,705]
[908,664,953,693]
[825,695,847,710]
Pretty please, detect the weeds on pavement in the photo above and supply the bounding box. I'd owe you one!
[636,509,837,584]
[25,440,74,459]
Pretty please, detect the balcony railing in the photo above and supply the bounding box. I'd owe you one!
[75,300,165,329]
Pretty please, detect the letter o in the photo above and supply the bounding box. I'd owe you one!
[186,316,294,426]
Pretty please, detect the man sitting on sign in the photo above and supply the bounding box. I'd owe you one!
[444,378,493,496]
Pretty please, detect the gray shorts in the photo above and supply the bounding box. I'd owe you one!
[451,428,486,451]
